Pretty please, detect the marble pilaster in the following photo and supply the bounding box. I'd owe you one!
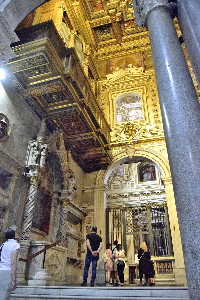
[162,177,186,286]
[26,241,48,280]
[93,185,106,285]
[133,1,200,298]
[16,240,30,285]
[47,191,61,243]
[93,185,106,249]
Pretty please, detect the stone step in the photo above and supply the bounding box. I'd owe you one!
[10,286,189,300]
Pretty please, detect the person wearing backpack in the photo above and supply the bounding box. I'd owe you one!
[0,226,20,300]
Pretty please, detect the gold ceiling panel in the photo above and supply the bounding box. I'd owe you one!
[11,0,161,172]
[28,0,151,66]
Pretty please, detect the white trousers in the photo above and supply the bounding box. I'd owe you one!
[0,270,12,300]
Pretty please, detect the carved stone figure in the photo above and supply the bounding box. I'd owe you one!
[0,119,8,140]
[27,141,47,167]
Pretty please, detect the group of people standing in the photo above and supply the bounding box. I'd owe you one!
[81,226,154,287]
[104,240,125,286]
[0,224,155,299]
[81,227,126,287]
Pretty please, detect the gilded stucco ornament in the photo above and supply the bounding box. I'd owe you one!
[111,120,164,142]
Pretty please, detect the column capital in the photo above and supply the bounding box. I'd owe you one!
[132,0,169,28]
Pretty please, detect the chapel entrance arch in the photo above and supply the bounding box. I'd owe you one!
[105,155,173,262]
[94,147,178,283]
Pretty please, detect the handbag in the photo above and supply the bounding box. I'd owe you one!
[117,259,125,267]
[0,243,4,261]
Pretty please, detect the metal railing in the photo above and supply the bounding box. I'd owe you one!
[19,240,61,264]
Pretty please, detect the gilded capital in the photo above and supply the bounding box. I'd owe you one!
[132,0,169,28]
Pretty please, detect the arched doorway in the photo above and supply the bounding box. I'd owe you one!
[105,157,173,284]
[95,146,184,285]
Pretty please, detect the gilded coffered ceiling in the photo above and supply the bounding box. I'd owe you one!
[4,0,188,172]
[16,0,151,62]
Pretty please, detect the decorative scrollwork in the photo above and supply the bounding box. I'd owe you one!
[111,120,164,142]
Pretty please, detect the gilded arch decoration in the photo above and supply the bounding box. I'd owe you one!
[96,143,171,186]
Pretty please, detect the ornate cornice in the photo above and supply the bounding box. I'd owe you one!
[94,34,151,60]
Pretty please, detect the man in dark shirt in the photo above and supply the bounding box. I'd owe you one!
[81,226,102,287]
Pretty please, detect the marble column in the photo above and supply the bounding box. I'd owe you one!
[93,185,106,248]
[177,0,200,87]
[132,1,200,298]
[17,177,38,284]
[18,122,48,284]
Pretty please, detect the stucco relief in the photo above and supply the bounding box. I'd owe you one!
[111,121,164,142]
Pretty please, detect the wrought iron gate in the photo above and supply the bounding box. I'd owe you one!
[106,203,173,257]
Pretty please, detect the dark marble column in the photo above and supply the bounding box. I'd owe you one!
[177,0,200,87]
[132,1,200,299]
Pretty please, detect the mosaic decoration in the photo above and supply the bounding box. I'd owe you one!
[110,165,124,179]
[107,53,144,74]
